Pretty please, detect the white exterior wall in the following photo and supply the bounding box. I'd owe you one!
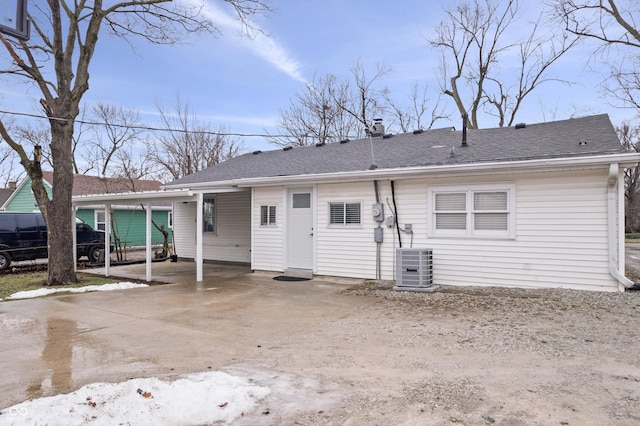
[310,168,619,291]
[173,201,196,259]
[175,166,622,291]
[252,186,285,272]
[316,181,394,279]
[394,169,616,291]
[172,191,251,263]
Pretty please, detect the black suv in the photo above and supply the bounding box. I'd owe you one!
[0,212,109,271]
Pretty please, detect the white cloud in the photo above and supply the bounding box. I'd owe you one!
[136,108,279,128]
[190,0,307,83]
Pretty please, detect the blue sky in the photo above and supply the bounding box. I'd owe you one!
[1,0,637,154]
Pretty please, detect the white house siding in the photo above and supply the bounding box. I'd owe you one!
[173,201,196,259]
[309,168,619,291]
[406,169,616,291]
[316,181,396,279]
[204,191,251,263]
[252,187,285,272]
[172,191,251,263]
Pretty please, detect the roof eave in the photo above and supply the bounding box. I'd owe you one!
[232,152,640,187]
[72,188,197,206]
[165,153,640,189]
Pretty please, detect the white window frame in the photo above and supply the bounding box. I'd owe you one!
[328,201,362,226]
[95,210,106,231]
[168,211,173,229]
[260,205,277,226]
[203,197,216,234]
[428,183,516,238]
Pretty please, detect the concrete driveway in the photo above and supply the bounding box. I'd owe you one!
[0,262,364,418]
[2,261,640,425]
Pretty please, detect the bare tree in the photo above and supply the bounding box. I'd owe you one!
[75,103,160,181]
[430,0,579,129]
[553,0,640,48]
[0,118,24,186]
[113,145,159,182]
[552,0,640,110]
[72,105,90,174]
[340,59,391,132]
[0,0,269,285]
[270,60,392,147]
[10,125,52,169]
[617,122,640,232]
[147,96,243,181]
[269,74,360,147]
[384,83,449,132]
[0,145,24,187]
[81,103,145,177]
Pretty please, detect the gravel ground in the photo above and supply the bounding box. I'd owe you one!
[283,281,640,425]
[3,255,640,425]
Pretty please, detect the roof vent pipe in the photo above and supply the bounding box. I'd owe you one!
[461,114,468,147]
[372,118,385,136]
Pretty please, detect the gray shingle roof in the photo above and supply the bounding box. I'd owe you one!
[167,114,628,186]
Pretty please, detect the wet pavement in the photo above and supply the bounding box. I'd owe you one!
[3,260,640,424]
[0,262,362,409]
[625,242,640,281]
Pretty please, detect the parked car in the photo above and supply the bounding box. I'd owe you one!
[0,212,110,271]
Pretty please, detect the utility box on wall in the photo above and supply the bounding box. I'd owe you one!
[394,248,434,292]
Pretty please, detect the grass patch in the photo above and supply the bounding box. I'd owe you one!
[0,272,126,300]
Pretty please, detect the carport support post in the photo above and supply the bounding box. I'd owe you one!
[196,193,203,282]
[105,204,111,277]
[146,202,152,281]
[72,206,77,271]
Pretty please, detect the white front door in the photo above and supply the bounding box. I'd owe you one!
[287,189,313,270]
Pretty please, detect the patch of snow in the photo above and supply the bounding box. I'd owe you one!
[0,372,270,425]
[7,282,148,300]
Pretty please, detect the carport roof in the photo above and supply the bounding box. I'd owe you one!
[72,188,197,206]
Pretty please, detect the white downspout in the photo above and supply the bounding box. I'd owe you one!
[607,163,634,290]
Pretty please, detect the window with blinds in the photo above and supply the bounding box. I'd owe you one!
[435,192,467,230]
[329,202,361,225]
[260,205,276,226]
[429,184,514,237]
[473,192,508,230]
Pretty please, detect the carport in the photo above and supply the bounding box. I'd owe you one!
[72,189,209,282]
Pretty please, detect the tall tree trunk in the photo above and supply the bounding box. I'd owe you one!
[0,0,269,286]
[38,118,78,285]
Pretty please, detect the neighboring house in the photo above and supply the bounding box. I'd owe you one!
[3,172,172,248]
[0,181,16,207]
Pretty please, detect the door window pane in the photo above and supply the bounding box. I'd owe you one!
[293,193,311,209]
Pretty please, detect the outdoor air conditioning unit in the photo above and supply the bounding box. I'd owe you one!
[394,248,435,292]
